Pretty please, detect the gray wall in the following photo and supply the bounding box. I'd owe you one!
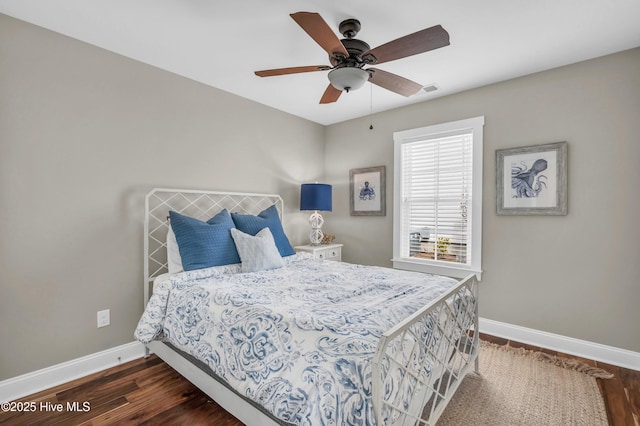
[0,14,325,380]
[325,48,640,353]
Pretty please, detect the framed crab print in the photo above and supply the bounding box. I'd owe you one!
[350,166,386,216]
[496,142,567,215]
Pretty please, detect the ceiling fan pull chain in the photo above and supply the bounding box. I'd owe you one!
[369,84,374,130]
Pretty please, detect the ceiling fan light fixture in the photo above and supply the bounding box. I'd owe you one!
[328,67,370,92]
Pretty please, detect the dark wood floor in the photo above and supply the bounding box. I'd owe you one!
[1,334,638,425]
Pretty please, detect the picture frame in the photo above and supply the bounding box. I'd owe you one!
[350,166,386,216]
[496,142,567,215]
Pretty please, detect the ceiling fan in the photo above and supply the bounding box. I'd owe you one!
[255,12,450,104]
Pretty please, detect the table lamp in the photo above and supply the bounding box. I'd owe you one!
[300,183,332,246]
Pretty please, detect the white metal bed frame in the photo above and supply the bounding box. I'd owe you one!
[142,188,479,426]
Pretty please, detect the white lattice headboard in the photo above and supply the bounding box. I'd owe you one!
[144,188,283,305]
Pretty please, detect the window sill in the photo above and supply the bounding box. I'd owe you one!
[392,258,482,281]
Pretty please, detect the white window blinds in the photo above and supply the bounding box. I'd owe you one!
[399,131,473,264]
[393,116,483,279]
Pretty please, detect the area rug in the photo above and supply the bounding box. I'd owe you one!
[437,341,613,425]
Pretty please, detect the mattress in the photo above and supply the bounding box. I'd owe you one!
[135,253,461,425]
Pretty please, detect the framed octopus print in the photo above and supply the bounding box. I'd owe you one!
[496,142,567,215]
[350,166,386,216]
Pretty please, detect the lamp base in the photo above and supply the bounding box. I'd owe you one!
[308,211,324,246]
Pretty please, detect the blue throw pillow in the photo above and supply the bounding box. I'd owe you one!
[169,209,240,271]
[231,204,295,257]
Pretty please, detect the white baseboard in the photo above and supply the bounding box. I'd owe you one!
[0,341,146,403]
[480,317,640,371]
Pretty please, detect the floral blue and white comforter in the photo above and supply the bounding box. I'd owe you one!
[135,253,460,425]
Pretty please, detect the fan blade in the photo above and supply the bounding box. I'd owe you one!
[364,25,449,65]
[368,68,423,97]
[255,65,330,77]
[320,84,342,104]
[290,12,349,58]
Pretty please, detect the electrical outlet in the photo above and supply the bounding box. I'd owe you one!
[97,309,110,328]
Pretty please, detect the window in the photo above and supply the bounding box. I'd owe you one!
[393,116,484,280]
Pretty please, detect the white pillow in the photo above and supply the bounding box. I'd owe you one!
[230,227,285,273]
[166,225,184,274]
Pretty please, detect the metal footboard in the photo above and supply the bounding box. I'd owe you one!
[371,274,479,426]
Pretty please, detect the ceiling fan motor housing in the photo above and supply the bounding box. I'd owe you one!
[329,19,378,66]
[330,38,375,66]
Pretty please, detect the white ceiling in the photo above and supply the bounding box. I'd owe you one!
[2,1,639,125]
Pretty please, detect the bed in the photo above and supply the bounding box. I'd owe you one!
[136,188,479,426]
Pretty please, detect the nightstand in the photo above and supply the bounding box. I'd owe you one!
[295,243,343,261]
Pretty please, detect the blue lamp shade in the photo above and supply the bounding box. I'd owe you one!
[300,183,332,212]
